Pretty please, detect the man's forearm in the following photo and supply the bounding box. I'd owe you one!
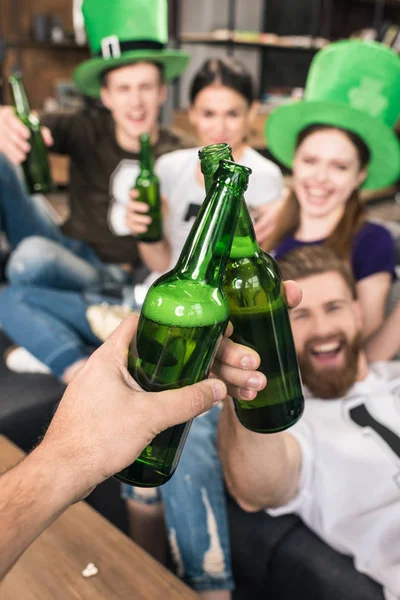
[218,400,301,512]
[365,301,400,362]
[0,446,76,579]
[138,239,171,272]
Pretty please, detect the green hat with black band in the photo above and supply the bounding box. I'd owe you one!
[73,0,190,98]
[266,40,400,191]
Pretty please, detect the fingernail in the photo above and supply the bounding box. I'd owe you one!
[247,376,262,390]
[241,356,257,369]
[239,388,257,400]
[212,380,226,404]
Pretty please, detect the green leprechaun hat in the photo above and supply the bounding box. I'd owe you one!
[73,0,190,98]
[266,40,400,190]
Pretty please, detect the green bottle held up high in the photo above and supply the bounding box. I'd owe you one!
[134,133,162,243]
[115,159,251,487]
[8,73,53,194]
[199,143,304,434]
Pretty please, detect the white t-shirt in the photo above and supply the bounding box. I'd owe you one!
[269,362,400,600]
[133,146,283,304]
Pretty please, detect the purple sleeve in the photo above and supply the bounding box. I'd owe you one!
[352,222,396,281]
[273,237,305,260]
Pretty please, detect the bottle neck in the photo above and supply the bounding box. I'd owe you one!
[176,163,249,286]
[9,76,30,117]
[203,168,216,196]
[230,202,259,259]
[199,144,259,258]
[200,144,233,195]
[139,138,154,173]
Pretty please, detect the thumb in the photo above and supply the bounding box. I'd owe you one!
[283,280,302,309]
[129,189,140,200]
[41,126,53,147]
[149,378,227,431]
[96,314,139,361]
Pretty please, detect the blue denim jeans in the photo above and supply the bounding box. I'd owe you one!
[0,285,128,378]
[0,152,124,291]
[121,405,233,592]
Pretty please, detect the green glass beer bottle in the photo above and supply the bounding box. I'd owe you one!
[8,73,53,194]
[115,159,251,487]
[134,133,162,243]
[200,143,304,434]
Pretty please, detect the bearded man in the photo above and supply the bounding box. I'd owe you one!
[220,245,400,600]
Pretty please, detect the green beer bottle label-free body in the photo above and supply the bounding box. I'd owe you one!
[134,133,162,243]
[199,143,304,433]
[115,159,251,487]
[9,74,53,194]
[116,279,228,487]
[225,239,304,433]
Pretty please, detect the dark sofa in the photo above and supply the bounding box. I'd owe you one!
[227,496,384,600]
[0,331,63,452]
[0,330,129,532]
[0,330,385,599]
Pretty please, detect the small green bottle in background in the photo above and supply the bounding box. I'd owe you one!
[114,159,252,487]
[200,143,304,434]
[8,73,53,195]
[134,133,162,243]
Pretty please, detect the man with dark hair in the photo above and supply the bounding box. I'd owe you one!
[220,245,400,599]
[0,0,191,293]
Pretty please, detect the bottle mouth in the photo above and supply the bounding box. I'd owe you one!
[198,142,231,158]
[199,143,233,176]
[139,133,151,143]
[214,159,252,190]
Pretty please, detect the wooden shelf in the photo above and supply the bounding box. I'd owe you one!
[0,0,89,109]
[346,0,400,6]
[179,32,329,51]
[49,154,70,187]
[7,39,89,51]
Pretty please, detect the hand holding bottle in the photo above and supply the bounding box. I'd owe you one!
[130,132,162,243]
[0,106,53,165]
[125,188,152,235]
[125,189,168,235]
[44,282,303,488]
[117,159,252,487]
[212,280,302,400]
[200,143,304,434]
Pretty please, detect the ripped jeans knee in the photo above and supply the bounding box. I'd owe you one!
[121,406,234,592]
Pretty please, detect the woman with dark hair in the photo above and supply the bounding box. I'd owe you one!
[124,56,283,292]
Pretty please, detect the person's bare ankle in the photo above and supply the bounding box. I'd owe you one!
[62,359,88,384]
[126,499,166,564]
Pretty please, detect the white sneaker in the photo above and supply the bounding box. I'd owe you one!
[4,346,51,375]
[86,303,139,342]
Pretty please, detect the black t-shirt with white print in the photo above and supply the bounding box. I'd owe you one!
[42,109,191,265]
